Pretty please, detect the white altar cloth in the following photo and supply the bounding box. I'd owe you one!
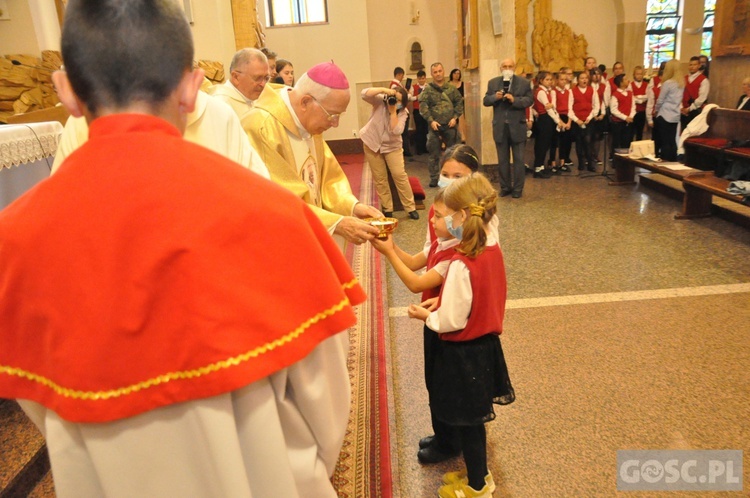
[0,121,62,209]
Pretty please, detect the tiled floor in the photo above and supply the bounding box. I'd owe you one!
[386,151,750,497]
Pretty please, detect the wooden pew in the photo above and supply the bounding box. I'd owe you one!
[610,154,700,186]
[683,108,750,172]
[677,171,748,220]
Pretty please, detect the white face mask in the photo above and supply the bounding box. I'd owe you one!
[437,175,454,188]
[502,69,514,80]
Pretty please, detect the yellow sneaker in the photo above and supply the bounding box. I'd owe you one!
[441,471,495,494]
[437,480,493,498]
[442,470,467,485]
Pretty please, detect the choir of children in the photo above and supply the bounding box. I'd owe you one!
[523,56,709,177]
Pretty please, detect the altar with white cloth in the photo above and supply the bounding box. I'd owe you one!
[0,121,62,209]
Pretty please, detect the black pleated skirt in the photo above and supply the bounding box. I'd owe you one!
[428,332,515,426]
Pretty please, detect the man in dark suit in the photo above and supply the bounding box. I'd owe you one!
[483,58,533,198]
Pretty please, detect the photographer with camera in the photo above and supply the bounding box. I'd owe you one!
[483,58,533,198]
[360,86,419,220]
[419,62,464,187]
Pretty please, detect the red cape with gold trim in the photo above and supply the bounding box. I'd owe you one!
[0,114,366,423]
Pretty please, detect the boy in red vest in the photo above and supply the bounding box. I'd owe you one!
[681,55,710,128]
[411,70,429,154]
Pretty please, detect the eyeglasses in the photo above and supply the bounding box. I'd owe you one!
[234,70,271,84]
[311,96,344,123]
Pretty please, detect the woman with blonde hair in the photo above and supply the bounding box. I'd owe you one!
[654,59,685,160]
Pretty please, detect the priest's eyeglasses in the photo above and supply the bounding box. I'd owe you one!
[311,96,343,123]
[234,71,271,84]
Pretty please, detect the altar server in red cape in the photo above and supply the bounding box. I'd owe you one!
[0,1,365,497]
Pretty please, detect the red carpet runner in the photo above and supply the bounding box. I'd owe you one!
[332,154,395,498]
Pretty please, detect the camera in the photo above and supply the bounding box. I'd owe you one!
[385,94,398,105]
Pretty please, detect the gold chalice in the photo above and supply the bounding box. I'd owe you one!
[365,217,398,239]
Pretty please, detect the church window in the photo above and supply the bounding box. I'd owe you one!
[266,0,328,27]
[643,0,681,69]
[701,0,715,58]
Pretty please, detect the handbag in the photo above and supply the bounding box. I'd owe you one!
[629,140,655,159]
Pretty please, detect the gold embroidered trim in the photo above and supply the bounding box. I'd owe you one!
[0,279,360,401]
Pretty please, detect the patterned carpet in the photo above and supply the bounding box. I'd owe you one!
[332,155,395,498]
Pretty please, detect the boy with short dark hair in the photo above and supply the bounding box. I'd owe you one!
[0,1,365,496]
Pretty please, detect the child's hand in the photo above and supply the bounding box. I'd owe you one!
[420,297,439,311]
[369,235,395,254]
[407,303,430,321]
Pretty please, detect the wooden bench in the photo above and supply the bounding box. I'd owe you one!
[676,171,748,220]
[683,108,750,172]
[609,110,750,226]
[610,153,750,225]
[609,154,700,186]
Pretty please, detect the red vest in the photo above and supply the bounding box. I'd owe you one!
[608,77,618,92]
[534,86,552,115]
[0,114,366,423]
[422,240,458,301]
[572,85,594,119]
[553,87,570,115]
[438,245,507,342]
[631,80,647,112]
[610,90,633,122]
[413,84,423,110]
[651,77,662,116]
[683,73,707,108]
[594,83,607,113]
[428,204,436,244]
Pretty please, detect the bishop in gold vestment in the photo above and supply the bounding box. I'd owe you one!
[242,62,381,244]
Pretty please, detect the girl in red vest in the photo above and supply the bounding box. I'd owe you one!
[646,62,666,158]
[409,173,514,498]
[532,71,559,178]
[551,71,574,172]
[371,187,461,465]
[571,70,600,171]
[609,73,635,153]
[375,145,499,466]
[630,66,648,141]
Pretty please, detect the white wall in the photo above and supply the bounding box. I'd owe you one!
[365,0,458,82]
[254,0,457,140]
[189,0,237,64]
[0,0,42,55]
[258,0,373,140]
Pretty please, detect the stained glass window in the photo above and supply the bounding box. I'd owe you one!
[644,0,681,69]
[701,0,715,58]
[266,0,328,27]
